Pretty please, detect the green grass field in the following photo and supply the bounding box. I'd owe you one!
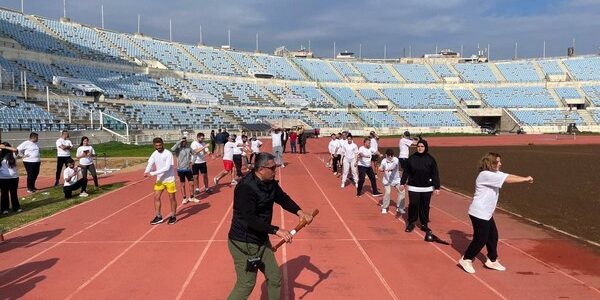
[40,141,175,158]
[0,183,123,233]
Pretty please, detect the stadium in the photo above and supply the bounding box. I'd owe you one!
[1,3,600,300]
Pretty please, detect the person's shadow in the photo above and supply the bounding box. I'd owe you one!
[0,258,59,299]
[176,202,210,222]
[0,229,64,253]
[260,255,332,299]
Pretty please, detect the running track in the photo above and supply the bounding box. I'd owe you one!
[1,135,600,299]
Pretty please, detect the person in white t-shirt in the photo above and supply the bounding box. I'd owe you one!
[340,135,359,188]
[271,127,284,167]
[458,152,533,274]
[191,132,212,195]
[327,134,338,173]
[214,135,237,186]
[17,132,41,193]
[76,136,99,189]
[55,130,73,187]
[232,134,245,179]
[398,131,416,170]
[356,138,382,197]
[144,137,178,225]
[0,142,21,214]
[379,148,405,215]
[249,136,263,168]
[63,158,88,199]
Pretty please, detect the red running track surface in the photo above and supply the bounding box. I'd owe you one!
[1,135,599,299]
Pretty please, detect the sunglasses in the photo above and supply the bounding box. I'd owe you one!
[261,165,277,171]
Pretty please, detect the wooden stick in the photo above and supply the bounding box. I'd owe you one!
[272,209,319,252]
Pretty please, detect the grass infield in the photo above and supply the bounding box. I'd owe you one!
[0,183,123,233]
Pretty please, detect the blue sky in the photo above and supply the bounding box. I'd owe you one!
[1,0,599,60]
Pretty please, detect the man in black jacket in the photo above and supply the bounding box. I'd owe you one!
[281,129,289,153]
[227,152,313,300]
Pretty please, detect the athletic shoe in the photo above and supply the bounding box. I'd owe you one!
[26,190,34,194]
[420,224,431,232]
[79,192,89,197]
[484,258,506,271]
[182,197,189,205]
[405,223,415,232]
[16,208,23,213]
[333,172,338,176]
[281,164,285,168]
[205,188,213,194]
[2,210,8,215]
[372,191,383,197]
[167,216,177,225]
[458,257,476,274]
[340,183,345,188]
[381,208,387,214]
[150,216,164,225]
[230,179,238,185]
[53,180,59,187]
[354,183,358,188]
[213,177,219,186]
[396,208,406,215]
[190,197,200,203]
[194,188,201,195]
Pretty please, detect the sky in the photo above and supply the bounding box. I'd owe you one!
[1,0,599,60]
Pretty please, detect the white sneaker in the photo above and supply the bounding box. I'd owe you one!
[281,164,285,168]
[190,197,200,203]
[397,208,406,214]
[2,210,8,215]
[333,172,338,176]
[458,257,476,274]
[182,197,189,205]
[213,177,219,185]
[341,182,345,188]
[79,192,89,197]
[381,208,387,214]
[231,179,238,185]
[355,183,358,188]
[484,258,506,271]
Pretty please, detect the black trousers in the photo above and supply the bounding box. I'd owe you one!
[63,178,88,198]
[55,156,71,183]
[233,154,243,177]
[463,215,499,261]
[299,142,306,154]
[357,165,379,195]
[23,161,41,191]
[399,158,408,171]
[332,155,341,173]
[407,191,432,226]
[0,177,20,212]
[282,140,288,153]
[81,164,99,187]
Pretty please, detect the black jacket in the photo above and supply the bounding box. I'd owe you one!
[228,172,301,244]
[400,141,440,190]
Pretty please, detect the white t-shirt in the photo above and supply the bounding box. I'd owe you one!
[63,167,80,186]
[233,136,244,155]
[251,140,263,153]
[328,139,338,155]
[223,141,236,161]
[190,140,207,164]
[342,142,358,160]
[334,140,344,155]
[399,137,413,159]
[468,171,509,220]
[357,146,372,167]
[0,155,18,179]
[76,145,95,166]
[271,132,282,147]
[17,140,40,163]
[144,150,175,183]
[56,138,73,157]
[370,138,379,154]
[380,157,400,186]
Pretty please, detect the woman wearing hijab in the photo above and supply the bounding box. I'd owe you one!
[400,139,440,233]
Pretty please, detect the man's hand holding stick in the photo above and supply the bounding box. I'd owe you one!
[272,209,319,252]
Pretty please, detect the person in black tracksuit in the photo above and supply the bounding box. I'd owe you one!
[400,139,440,233]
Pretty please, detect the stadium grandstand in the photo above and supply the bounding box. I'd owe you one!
[1,6,600,142]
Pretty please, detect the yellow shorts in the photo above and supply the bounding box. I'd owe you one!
[154,181,177,194]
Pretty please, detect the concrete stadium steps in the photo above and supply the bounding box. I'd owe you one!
[344,63,367,82]
[488,63,508,82]
[556,59,575,80]
[324,61,347,82]
[318,84,354,108]
[423,62,442,82]
[221,51,247,75]
[176,44,212,74]
[303,110,327,128]
[27,16,83,58]
[210,106,238,128]
[577,109,598,125]
[547,87,569,107]
[153,77,186,100]
[531,61,548,80]
[94,30,136,62]
[385,64,407,82]
[352,89,375,108]
[287,56,312,81]
[574,85,595,108]
[443,88,464,108]
[263,86,287,106]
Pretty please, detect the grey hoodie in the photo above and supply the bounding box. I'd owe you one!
[171,141,193,170]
